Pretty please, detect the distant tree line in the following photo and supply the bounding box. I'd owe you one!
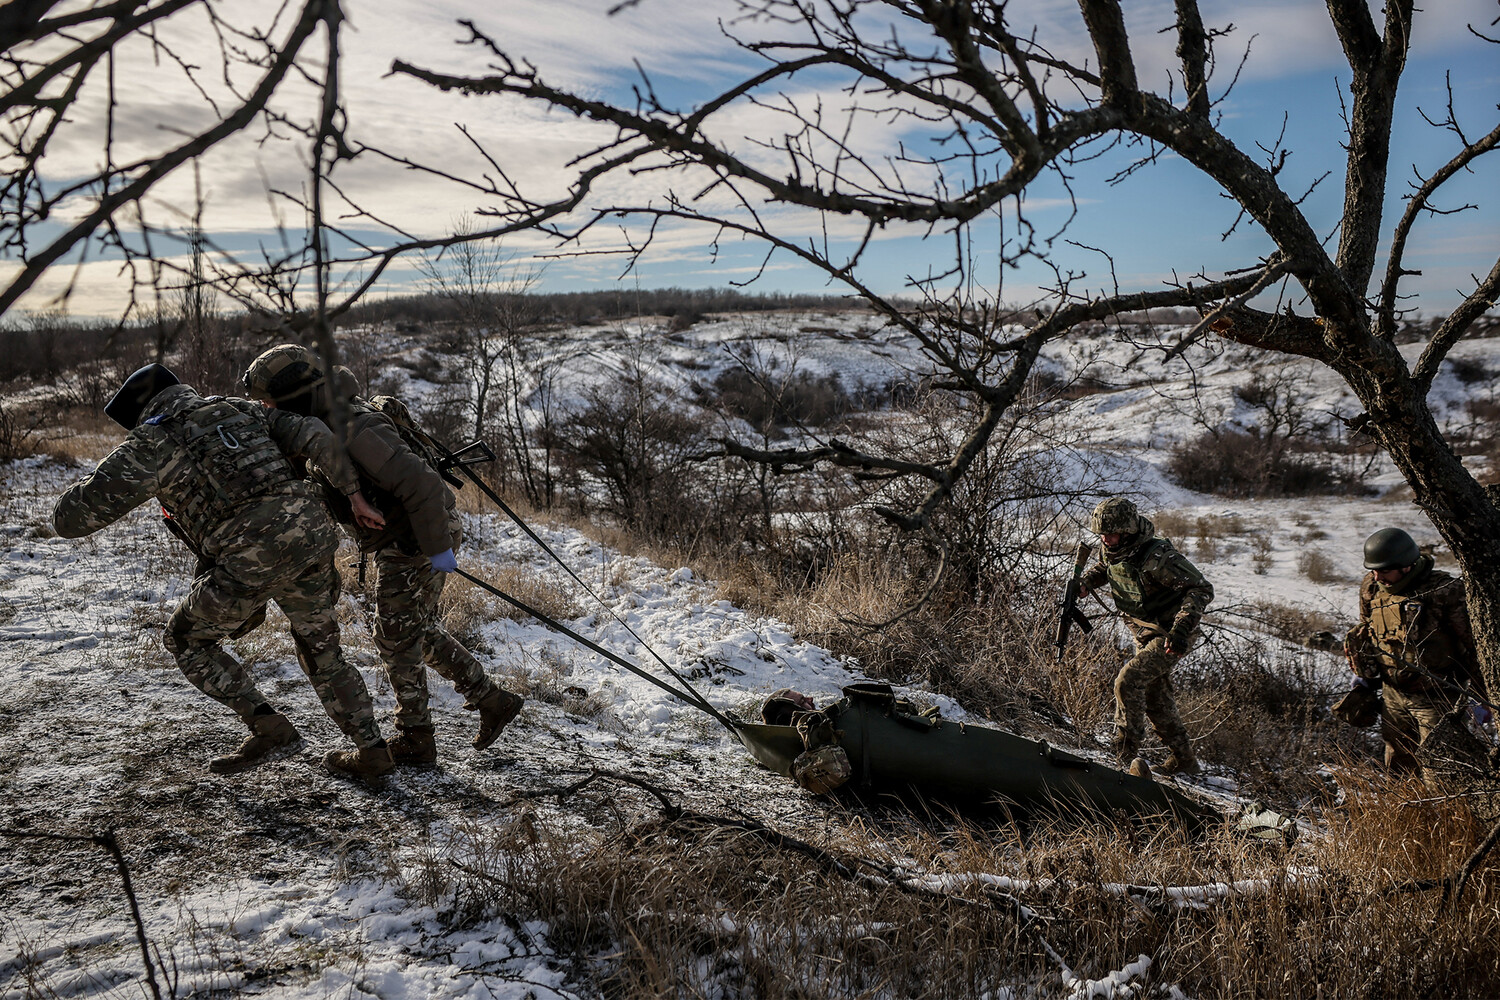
[340,286,866,330]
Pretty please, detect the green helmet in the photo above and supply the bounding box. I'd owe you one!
[1090,497,1143,536]
[242,343,325,404]
[1363,528,1420,570]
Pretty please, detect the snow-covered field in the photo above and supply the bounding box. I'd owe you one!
[3,310,1497,997]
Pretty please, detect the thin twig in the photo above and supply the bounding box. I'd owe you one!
[0,828,164,1000]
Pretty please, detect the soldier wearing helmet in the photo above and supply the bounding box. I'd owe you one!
[1344,527,1486,778]
[1079,497,1214,775]
[52,363,395,778]
[244,344,524,770]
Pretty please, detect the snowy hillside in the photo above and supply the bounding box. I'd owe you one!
[3,310,1498,997]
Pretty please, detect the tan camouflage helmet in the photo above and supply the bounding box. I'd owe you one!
[1090,497,1145,536]
[242,343,325,403]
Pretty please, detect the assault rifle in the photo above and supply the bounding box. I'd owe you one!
[1054,542,1094,660]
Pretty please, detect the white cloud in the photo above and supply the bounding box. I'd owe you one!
[9,0,1496,317]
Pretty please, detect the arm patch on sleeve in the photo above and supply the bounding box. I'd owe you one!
[349,426,396,471]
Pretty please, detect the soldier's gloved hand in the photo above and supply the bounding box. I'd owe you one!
[429,548,458,574]
[1471,702,1494,727]
[1164,630,1191,656]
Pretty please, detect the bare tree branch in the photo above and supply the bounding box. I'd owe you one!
[0,0,328,315]
[1381,117,1500,337]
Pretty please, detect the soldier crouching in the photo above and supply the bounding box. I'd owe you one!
[52,363,395,780]
[1080,497,1214,776]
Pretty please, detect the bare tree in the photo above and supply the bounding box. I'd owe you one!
[2,0,366,469]
[419,220,541,439]
[385,3,1500,691]
[0,1,340,317]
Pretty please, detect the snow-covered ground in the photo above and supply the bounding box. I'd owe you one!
[3,310,1497,997]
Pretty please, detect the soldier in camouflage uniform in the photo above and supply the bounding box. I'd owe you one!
[1079,497,1214,775]
[52,364,396,779]
[243,345,524,767]
[1345,527,1487,778]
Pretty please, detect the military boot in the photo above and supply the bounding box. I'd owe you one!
[1128,757,1152,779]
[473,689,524,749]
[388,726,438,767]
[322,741,396,782]
[210,711,300,774]
[1159,750,1201,776]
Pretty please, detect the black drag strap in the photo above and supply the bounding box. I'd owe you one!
[454,568,739,732]
[420,429,730,726]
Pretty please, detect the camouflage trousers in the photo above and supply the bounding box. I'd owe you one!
[373,546,496,730]
[165,549,382,748]
[1113,635,1191,756]
[1381,684,1463,779]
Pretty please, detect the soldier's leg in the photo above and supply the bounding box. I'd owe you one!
[1113,645,1160,761]
[373,548,439,729]
[1380,688,1423,775]
[376,549,497,720]
[165,566,277,723]
[272,555,384,749]
[1137,638,1193,762]
[1407,691,1466,790]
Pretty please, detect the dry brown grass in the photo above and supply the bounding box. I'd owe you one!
[442,563,581,636]
[1151,511,1252,565]
[1297,549,1345,584]
[20,406,121,464]
[392,772,1500,998]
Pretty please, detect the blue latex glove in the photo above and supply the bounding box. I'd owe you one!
[429,548,458,574]
[1471,702,1494,727]
[1351,675,1376,691]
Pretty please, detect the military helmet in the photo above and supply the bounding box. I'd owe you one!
[1090,497,1143,536]
[242,343,325,403]
[1363,527,1420,570]
[104,363,180,428]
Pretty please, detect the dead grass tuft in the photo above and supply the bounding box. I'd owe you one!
[1297,549,1345,584]
[444,564,580,638]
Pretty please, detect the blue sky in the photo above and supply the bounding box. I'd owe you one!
[4,0,1496,319]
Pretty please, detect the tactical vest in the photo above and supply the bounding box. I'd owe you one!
[1367,573,1468,691]
[155,396,298,547]
[1107,538,1183,625]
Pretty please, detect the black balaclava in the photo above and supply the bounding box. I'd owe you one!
[104,363,181,429]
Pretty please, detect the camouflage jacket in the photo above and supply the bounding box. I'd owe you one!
[53,386,359,574]
[1082,522,1214,643]
[1351,557,1483,695]
[314,396,457,557]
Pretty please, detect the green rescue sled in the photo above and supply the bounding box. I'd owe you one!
[735,683,1219,832]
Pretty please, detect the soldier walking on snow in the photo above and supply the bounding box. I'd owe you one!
[243,345,524,767]
[1344,527,1489,780]
[52,364,397,779]
[1079,497,1213,776]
